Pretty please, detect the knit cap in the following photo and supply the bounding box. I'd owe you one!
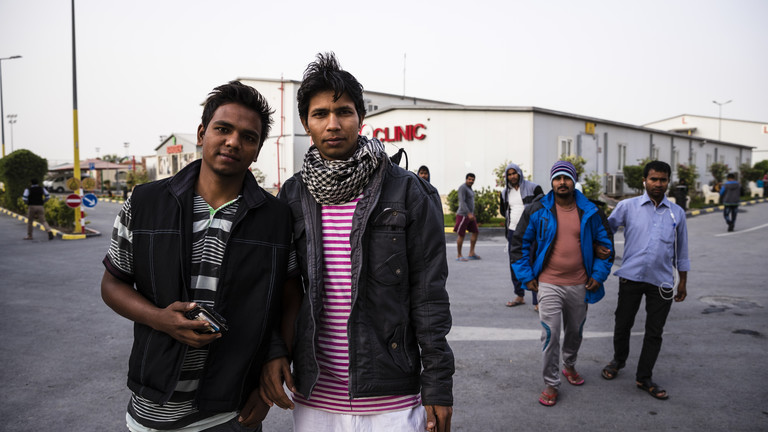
[550,160,578,183]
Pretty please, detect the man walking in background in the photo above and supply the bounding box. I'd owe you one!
[499,163,543,308]
[720,173,740,231]
[22,179,54,240]
[455,173,480,261]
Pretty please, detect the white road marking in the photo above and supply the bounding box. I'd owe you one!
[447,326,641,342]
[714,222,768,237]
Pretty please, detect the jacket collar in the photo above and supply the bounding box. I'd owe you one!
[167,159,267,209]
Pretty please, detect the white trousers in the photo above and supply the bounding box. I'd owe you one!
[293,403,426,432]
[537,282,588,389]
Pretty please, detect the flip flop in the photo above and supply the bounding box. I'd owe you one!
[538,390,557,406]
[455,257,468,262]
[562,369,585,386]
[636,379,669,400]
[505,300,525,307]
[467,255,482,260]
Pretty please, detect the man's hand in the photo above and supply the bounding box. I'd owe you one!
[259,357,296,410]
[585,277,599,291]
[468,212,475,222]
[238,388,269,428]
[674,280,687,302]
[152,301,221,348]
[101,272,220,348]
[425,405,452,432]
[594,245,611,260]
[526,280,539,292]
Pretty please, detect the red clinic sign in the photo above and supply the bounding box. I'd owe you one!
[371,124,427,143]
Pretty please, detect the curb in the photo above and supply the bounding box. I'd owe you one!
[0,207,101,240]
[685,197,766,218]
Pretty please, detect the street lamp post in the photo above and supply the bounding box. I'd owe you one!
[6,114,17,152]
[0,55,22,157]
[712,99,732,141]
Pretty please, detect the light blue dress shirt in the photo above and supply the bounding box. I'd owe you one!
[608,192,690,288]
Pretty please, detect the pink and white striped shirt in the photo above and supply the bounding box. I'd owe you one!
[293,195,421,415]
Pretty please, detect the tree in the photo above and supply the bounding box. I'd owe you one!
[493,160,512,188]
[582,172,604,201]
[738,163,762,193]
[559,154,586,178]
[623,157,654,195]
[709,162,729,185]
[752,160,768,177]
[100,154,121,163]
[446,187,499,224]
[0,149,49,212]
[127,169,150,189]
[473,187,499,224]
[677,164,699,198]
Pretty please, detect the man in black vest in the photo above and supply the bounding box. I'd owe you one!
[100,81,297,431]
[22,179,54,240]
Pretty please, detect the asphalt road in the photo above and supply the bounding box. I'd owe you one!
[1,198,767,431]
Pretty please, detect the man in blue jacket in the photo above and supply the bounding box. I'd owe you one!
[511,161,613,407]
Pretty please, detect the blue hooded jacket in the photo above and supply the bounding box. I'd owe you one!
[510,189,614,303]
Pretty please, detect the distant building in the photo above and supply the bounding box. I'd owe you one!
[645,114,768,164]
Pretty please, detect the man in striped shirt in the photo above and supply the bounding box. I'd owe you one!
[101,82,296,431]
[260,53,454,432]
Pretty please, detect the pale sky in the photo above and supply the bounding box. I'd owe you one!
[1,0,766,165]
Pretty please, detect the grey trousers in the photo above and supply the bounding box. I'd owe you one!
[537,282,588,389]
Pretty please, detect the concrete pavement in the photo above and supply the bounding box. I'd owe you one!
[1,199,767,431]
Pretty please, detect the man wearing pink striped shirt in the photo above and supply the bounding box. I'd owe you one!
[260,53,454,432]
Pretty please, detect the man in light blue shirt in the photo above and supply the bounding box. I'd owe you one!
[600,161,689,401]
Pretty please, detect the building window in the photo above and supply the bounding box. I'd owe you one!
[672,150,679,167]
[651,145,660,160]
[618,144,627,170]
[706,154,713,169]
[559,136,574,157]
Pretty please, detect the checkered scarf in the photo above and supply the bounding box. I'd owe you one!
[301,136,386,205]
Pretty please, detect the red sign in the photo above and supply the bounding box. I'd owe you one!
[167,144,183,154]
[373,124,427,142]
[66,194,81,208]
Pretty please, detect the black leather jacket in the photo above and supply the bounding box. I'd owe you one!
[103,160,293,412]
[276,157,454,406]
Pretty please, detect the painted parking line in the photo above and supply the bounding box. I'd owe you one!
[714,222,768,237]
[447,326,641,342]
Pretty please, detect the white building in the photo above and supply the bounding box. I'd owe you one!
[364,106,753,195]
[148,78,755,197]
[645,114,768,164]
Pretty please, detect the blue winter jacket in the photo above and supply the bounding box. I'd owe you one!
[510,190,614,304]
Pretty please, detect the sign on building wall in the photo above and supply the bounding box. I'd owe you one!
[361,123,427,142]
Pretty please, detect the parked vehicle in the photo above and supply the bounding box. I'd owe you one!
[44,173,90,193]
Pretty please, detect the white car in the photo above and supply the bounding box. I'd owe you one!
[44,175,68,193]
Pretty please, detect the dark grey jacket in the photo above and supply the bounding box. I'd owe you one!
[275,157,454,406]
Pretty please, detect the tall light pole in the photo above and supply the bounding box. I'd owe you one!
[0,55,22,157]
[712,99,732,141]
[6,114,17,152]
